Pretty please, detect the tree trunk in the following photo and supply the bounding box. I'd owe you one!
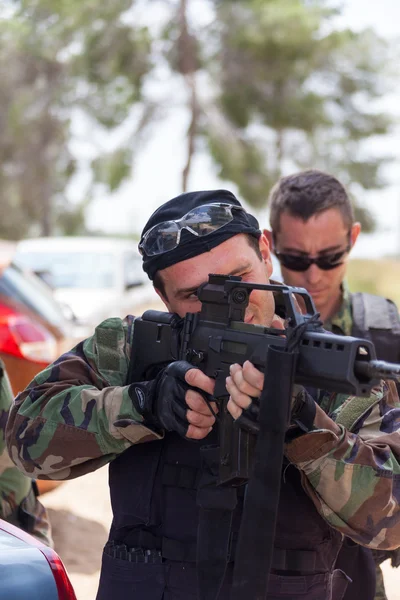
[40,176,52,237]
[178,0,199,192]
[182,72,198,192]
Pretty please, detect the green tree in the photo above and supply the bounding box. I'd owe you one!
[1,0,396,237]
[0,0,152,238]
[161,0,395,227]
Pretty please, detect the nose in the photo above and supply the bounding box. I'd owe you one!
[305,263,322,285]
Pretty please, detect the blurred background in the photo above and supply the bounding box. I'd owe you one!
[1,0,400,390]
[1,1,400,597]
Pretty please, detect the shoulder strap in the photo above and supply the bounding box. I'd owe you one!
[351,292,400,362]
[351,292,398,332]
[335,395,379,432]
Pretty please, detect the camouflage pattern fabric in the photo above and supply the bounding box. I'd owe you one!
[323,281,398,600]
[324,281,353,337]
[5,314,400,554]
[0,360,52,546]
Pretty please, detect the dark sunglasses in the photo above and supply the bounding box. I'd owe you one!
[274,245,351,272]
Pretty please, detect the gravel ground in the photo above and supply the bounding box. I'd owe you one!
[41,466,400,600]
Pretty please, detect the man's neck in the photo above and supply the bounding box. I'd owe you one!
[316,293,342,324]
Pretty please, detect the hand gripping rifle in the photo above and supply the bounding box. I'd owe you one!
[128,274,400,600]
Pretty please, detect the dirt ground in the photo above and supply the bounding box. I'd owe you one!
[40,466,400,600]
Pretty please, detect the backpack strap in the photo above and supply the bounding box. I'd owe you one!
[335,394,380,432]
[351,292,400,363]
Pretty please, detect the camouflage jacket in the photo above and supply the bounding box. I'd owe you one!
[324,282,353,337]
[0,360,52,546]
[326,282,400,571]
[5,315,400,551]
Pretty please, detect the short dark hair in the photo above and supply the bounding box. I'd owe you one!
[269,169,355,233]
[153,233,262,301]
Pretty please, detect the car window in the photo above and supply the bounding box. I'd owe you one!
[15,251,116,289]
[0,264,66,328]
[123,252,145,287]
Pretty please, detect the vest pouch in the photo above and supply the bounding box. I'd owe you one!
[97,553,167,600]
[97,547,235,600]
[109,439,163,528]
[266,569,350,600]
[335,539,375,600]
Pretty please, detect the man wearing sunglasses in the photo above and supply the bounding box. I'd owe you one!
[6,189,400,600]
[265,169,400,600]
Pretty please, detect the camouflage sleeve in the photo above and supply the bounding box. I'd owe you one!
[0,362,52,546]
[285,381,400,550]
[6,316,162,482]
[0,361,32,515]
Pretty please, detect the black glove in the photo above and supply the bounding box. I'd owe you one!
[290,386,316,432]
[128,360,205,438]
[284,386,317,442]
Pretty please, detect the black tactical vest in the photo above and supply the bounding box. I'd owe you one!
[96,428,347,600]
[351,292,400,363]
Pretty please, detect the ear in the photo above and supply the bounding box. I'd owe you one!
[263,228,274,250]
[350,222,361,249]
[259,232,273,278]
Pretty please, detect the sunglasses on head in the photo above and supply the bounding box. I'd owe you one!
[274,245,351,272]
[139,202,246,257]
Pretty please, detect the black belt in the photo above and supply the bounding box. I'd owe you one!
[120,530,214,563]
[104,541,163,564]
[110,530,325,573]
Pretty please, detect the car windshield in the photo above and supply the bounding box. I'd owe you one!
[15,251,116,289]
[0,263,66,327]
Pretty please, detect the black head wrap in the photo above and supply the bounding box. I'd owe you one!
[140,189,260,280]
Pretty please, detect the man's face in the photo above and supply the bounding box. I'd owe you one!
[156,233,275,326]
[267,208,360,318]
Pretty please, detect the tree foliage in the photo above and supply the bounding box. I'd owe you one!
[208,0,393,224]
[0,0,396,237]
[0,0,152,238]
[157,0,395,228]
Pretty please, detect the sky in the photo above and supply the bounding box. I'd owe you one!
[70,0,400,259]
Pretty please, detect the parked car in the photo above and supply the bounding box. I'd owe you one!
[0,518,77,599]
[0,259,83,496]
[15,237,159,330]
[0,261,80,396]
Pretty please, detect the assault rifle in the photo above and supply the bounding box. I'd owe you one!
[129,274,400,486]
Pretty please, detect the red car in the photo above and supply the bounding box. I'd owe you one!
[0,261,79,396]
[0,258,83,494]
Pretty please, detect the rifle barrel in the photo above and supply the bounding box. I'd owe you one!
[355,360,400,382]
